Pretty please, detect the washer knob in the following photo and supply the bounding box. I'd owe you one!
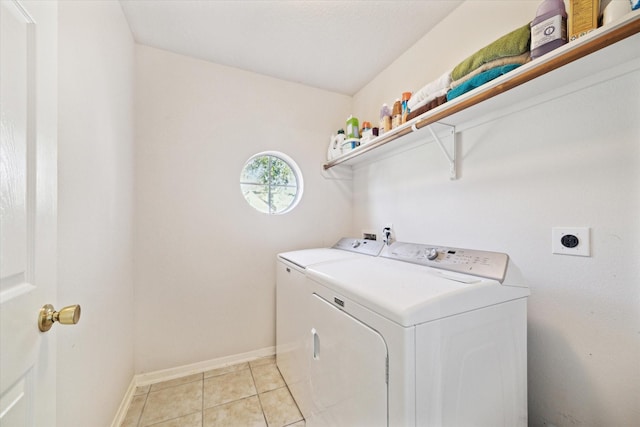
[427,248,438,260]
[352,240,361,248]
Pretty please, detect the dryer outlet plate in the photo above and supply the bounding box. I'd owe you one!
[552,227,590,257]
[362,229,378,241]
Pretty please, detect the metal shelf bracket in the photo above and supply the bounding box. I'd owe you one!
[416,123,457,180]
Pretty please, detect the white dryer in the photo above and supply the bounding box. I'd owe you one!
[276,238,384,417]
[302,241,530,427]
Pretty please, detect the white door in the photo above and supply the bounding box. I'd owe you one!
[308,293,388,427]
[0,1,58,425]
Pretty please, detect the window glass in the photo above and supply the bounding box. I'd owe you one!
[240,152,303,214]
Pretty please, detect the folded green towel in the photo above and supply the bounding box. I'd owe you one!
[451,23,531,81]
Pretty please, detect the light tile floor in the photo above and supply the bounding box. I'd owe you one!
[121,356,305,427]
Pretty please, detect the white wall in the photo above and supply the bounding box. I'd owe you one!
[352,2,640,426]
[57,1,135,425]
[134,46,352,373]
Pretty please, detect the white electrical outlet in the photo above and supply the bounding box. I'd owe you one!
[552,227,590,257]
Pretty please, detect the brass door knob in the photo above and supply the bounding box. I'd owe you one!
[38,304,81,332]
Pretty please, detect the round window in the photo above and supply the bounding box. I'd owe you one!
[240,152,303,215]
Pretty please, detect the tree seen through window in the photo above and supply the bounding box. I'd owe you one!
[240,153,302,214]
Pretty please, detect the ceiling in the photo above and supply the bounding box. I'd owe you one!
[119,0,463,95]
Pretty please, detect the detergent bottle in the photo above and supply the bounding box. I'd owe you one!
[346,115,360,140]
[530,0,567,59]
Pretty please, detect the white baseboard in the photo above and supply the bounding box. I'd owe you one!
[135,346,276,386]
[110,346,275,427]
[110,377,137,427]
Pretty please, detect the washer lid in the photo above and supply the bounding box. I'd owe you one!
[278,238,384,269]
[278,248,359,270]
[307,257,529,327]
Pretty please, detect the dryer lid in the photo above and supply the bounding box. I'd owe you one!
[307,256,529,327]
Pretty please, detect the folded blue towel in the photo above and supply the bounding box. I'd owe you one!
[446,64,522,101]
[632,0,639,10]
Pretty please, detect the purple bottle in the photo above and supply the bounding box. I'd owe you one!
[530,0,568,59]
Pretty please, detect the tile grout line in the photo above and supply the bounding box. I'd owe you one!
[201,372,205,427]
[248,362,270,426]
[136,388,150,427]
[138,375,205,427]
[273,364,304,426]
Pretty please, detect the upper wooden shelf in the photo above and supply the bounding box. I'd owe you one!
[323,12,640,170]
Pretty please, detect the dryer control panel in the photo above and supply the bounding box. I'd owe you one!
[383,242,509,283]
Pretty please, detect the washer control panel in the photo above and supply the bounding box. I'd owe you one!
[383,242,509,282]
[333,238,385,256]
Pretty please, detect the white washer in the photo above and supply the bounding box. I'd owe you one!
[301,241,530,427]
[276,238,384,417]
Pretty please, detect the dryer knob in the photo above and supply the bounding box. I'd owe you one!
[352,240,361,248]
[427,248,439,260]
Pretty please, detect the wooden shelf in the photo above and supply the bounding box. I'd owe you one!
[323,12,640,171]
